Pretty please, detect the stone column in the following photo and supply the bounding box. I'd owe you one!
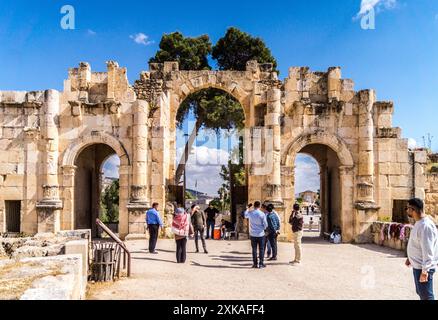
[36,90,62,233]
[264,88,283,203]
[356,90,377,207]
[127,100,150,237]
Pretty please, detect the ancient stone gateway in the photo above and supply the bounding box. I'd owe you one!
[0,60,431,242]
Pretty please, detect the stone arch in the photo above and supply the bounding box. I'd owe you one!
[282,131,354,168]
[282,131,355,242]
[174,76,252,123]
[61,132,130,168]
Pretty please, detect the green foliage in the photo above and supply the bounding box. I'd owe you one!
[212,27,278,72]
[100,180,119,223]
[185,190,196,200]
[149,32,212,70]
[209,198,222,211]
[296,197,303,205]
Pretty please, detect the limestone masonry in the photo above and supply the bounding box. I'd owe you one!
[0,60,436,242]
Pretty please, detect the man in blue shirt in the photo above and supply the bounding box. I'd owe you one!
[244,201,268,269]
[146,203,163,254]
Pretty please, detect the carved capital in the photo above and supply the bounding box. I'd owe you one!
[24,127,41,141]
[62,165,77,176]
[130,185,148,202]
[42,185,60,200]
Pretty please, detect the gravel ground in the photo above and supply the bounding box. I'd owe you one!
[88,235,434,300]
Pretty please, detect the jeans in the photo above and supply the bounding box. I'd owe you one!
[194,227,207,252]
[267,233,278,259]
[148,224,159,253]
[176,238,187,263]
[413,268,435,300]
[206,220,215,239]
[264,235,272,257]
[250,236,265,266]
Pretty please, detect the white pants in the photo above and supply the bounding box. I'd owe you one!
[292,231,303,262]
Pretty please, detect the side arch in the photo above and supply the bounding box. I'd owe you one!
[282,131,354,168]
[61,132,131,167]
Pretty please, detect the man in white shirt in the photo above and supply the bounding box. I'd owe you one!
[405,198,438,300]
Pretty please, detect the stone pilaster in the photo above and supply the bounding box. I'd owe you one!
[36,90,62,233]
[61,165,77,230]
[264,88,282,203]
[127,100,150,238]
[356,90,378,210]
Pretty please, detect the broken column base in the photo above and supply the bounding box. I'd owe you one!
[36,200,63,234]
[126,202,148,240]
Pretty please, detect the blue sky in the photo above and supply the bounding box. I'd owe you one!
[1,0,437,195]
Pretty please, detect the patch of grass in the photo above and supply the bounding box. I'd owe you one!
[0,261,67,300]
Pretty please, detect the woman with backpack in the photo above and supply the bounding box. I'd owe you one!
[172,207,194,263]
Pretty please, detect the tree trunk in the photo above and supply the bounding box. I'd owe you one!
[175,120,201,184]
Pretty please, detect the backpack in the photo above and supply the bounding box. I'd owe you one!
[172,213,188,237]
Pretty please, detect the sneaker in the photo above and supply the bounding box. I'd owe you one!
[195,250,199,253]
[252,265,258,269]
[258,264,267,269]
[151,251,159,254]
[204,250,208,254]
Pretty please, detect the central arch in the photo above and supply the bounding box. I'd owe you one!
[168,83,251,228]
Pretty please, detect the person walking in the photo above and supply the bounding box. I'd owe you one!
[191,205,208,254]
[172,207,194,263]
[289,204,304,265]
[243,201,268,269]
[266,203,281,261]
[146,203,163,254]
[405,198,438,300]
[205,204,219,239]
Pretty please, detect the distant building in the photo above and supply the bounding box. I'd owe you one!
[185,189,215,211]
[299,190,318,204]
[101,177,118,192]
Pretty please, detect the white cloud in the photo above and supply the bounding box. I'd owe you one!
[356,0,397,17]
[129,33,153,46]
[87,29,97,36]
[103,155,120,178]
[177,146,231,196]
[294,155,320,194]
[408,138,417,150]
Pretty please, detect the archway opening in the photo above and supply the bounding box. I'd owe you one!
[172,87,247,227]
[74,143,120,238]
[294,144,342,239]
